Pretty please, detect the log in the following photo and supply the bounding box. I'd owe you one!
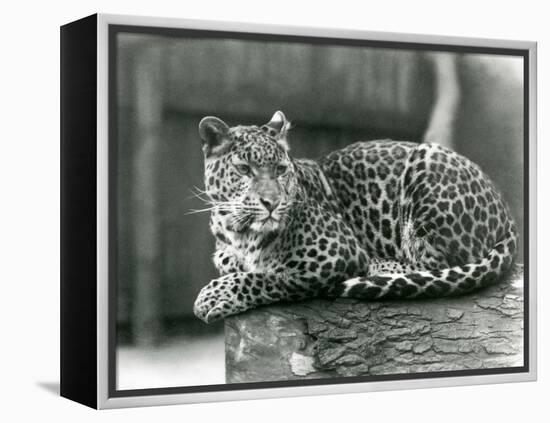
[225,265,524,383]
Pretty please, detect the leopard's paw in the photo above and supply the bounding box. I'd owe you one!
[193,279,238,323]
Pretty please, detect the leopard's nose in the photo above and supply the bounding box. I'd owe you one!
[259,197,279,213]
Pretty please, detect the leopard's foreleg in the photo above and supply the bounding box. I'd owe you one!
[193,271,315,323]
[212,249,244,275]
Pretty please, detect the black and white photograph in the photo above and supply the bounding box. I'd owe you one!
[6,0,550,419]
[108,20,530,395]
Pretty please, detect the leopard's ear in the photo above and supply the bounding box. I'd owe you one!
[198,116,232,158]
[262,111,291,151]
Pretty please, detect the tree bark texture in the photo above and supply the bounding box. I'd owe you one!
[225,265,524,383]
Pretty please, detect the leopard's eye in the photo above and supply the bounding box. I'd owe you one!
[276,164,288,176]
[234,163,251,176]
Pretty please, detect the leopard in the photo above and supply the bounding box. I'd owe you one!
[193,111,518,323]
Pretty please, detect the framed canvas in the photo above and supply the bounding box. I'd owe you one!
[60,13,537,409]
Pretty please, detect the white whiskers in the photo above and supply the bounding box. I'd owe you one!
[185,201,247,215]
[187,186,211,202]
[185,186,295,232]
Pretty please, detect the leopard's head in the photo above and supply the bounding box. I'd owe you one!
[198,111,300,234]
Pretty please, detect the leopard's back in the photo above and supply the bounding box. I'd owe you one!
[321,140,417,260]
[320,140,517,271]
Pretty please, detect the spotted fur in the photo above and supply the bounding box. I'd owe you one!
[193,111,518,323]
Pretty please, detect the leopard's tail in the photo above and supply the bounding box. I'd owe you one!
[335,228,518,300]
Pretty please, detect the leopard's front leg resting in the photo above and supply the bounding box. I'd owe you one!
[193,272,310,323]
[212,249,244,275]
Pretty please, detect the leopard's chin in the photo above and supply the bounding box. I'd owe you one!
[249,216,283,233]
